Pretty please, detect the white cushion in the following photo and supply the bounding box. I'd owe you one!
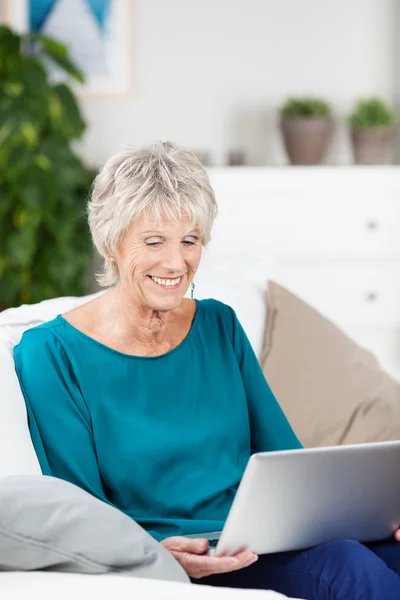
[0,293,102,479]
[0,330,41,477]
[0,293,103,347]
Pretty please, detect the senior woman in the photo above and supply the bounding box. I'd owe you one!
[14,142,400,599]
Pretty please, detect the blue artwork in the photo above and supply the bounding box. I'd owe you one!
[29,0,55,31]
[29,0,111,34]
[28,0,115,82]
[24,0,128,95]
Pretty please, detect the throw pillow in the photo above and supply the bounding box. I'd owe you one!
[260,281,400,448]
[0,475,189,583]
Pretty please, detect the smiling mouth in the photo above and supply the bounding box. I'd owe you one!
[147,275,183,288]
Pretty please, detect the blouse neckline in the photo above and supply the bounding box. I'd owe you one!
[56,300,201,360]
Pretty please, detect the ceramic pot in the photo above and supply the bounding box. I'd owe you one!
[281,117,333,165]
[351,128,395,165]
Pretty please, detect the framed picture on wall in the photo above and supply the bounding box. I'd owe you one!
[3,0,132,96]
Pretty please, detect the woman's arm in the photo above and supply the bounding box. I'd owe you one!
[14,328,108,502]
[229,306,303,453]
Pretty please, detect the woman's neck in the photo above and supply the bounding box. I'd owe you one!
[105,285,174,349]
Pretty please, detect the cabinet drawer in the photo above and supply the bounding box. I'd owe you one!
[274,262,400,328]
[211,186,400,258]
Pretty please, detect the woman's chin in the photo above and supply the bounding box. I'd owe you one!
[150,298,183,312]
[146,289,185,312]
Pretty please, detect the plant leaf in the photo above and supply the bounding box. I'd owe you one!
[51,84,86,139]
[0,26,94,307]
[0,26,21,72]
[348,97,397,129]
[30,33,84,83]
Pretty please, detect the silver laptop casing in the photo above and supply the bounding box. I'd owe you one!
[214,441,400,556]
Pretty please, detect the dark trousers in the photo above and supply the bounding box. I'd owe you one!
[193,539,400,599]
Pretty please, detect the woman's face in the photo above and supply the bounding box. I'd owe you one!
[115,212,203,312]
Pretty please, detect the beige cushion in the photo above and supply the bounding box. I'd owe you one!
[260,281,400,448]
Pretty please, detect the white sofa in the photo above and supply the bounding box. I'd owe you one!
[0,571,291,600]
[0,284,304,599]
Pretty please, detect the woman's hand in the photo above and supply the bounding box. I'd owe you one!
[395,529,400,542]
[161,536,258,579]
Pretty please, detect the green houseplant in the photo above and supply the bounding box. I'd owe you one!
[348,97,397,164]
[280,97,333,165]
[0,26,95,309]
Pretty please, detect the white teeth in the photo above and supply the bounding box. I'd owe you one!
[151,276,181,287]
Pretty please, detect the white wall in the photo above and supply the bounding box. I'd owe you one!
[1,0,397,167]
[79,0,397,168]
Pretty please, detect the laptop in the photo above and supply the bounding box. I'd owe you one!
[187,441,400,556]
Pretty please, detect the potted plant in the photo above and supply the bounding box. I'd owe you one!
[280,97,333,165]
[0,26,95,309]
[348,97,397,164]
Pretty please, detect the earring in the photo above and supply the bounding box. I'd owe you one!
[190,281,195,299]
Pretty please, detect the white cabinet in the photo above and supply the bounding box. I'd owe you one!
[208,167,400,380]
[275,263,400,329]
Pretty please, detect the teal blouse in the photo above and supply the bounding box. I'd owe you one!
[14,299,302,541]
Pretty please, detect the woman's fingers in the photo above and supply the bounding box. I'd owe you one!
[161,536,258,578]
[395,529,400,542]
[161,536,208,554]
[184,550,258,579]
[204,551,258,574]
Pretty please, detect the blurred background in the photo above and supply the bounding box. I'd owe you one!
[3,0,399,166]
[2,0,400,378]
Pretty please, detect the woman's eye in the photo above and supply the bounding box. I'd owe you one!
[145,238,163,247]
[182,237,198,246]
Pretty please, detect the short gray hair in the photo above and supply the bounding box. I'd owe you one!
[88,141,218,287]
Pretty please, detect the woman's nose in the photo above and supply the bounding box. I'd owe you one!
[162,244,186,272]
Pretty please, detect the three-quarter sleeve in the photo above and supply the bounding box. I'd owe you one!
[14,328,108,503]
[229,306,303,453]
